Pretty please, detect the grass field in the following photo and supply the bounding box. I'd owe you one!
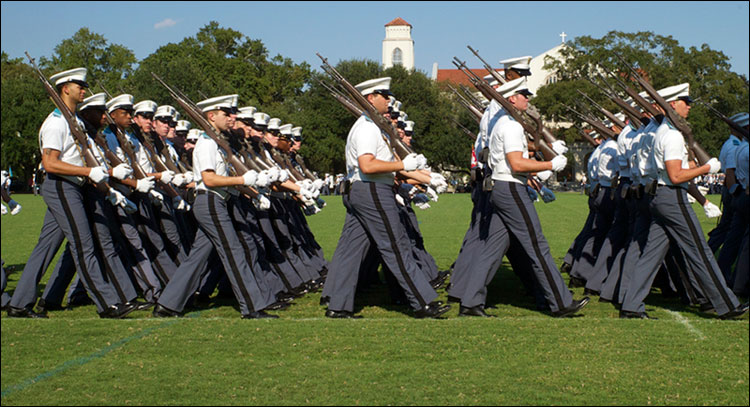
[1,192,748,405]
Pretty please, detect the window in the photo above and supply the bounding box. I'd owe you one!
[392,48,403,66]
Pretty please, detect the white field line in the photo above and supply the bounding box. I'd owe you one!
[667,310,706,340]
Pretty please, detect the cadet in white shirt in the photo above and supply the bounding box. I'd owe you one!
[620,83,747,319]
[323,77,448,319]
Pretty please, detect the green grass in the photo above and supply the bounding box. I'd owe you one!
[2,192,748,405]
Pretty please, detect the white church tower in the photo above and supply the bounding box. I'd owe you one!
[382,17,414,71]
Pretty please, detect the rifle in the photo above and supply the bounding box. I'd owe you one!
[467,45,506,85]
[316,53,413,159]
[151,72,258,198]
[577,90,627,129]
[566,105,617,139]
[696,99,749,140]
[25,52,113,196]
[317,78,365,118]
[459,84,487,110]
[451,117,478,141]
[447,84,483,123]
[613,52,711,165]
[585,74,644,125]
[570,122,599,146]
[602,65,660,117]
[452,57,559,161]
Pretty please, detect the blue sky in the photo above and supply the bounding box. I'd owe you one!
[2,1,748,77]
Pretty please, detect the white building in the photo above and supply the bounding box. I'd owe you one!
[382,17,414,71]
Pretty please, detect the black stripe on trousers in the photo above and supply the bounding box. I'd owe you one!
[88,206,128,303]
[56,180,108,307]
[508,182,564,309]
[135,218,170,285]
[369,183,426,308]
[209,195,255,312]
[675,189,735,309]
[118,213,157,294]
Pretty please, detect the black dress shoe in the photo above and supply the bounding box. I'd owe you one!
[568,276,586,288]
[243,310,279,319]
[99,302,138,319]
[446,295,461,303]
[152,303,183,318]
[560,262,572,274]
[598,297,612,303]
[430,274,449,290]
[277,293,296,303]
[414,301,451,319]
[7,306,49,319]
[719,302,749,320]
[551,297,590,318]
[319,296,330,306]
[619,310,657,320]
[265,301,291,311]
[67,296,94,307]
[698,302,715,313]
[459,305,495,318]
[583,288,600,296]
[130,301,155,311]
[325,309,362,319]
[36,298,64,314]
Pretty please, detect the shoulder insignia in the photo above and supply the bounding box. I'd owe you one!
[52,108,61,117]
[732,140,740,145]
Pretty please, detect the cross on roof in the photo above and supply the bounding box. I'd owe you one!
[560,31,567,43]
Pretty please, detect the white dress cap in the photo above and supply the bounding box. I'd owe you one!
[106,94,134,113]
[175,120,191,132]
[729,112,749,127]
[187,128,202,141]
[230,95,239,108]
[155,105,177,119]
[615,112,626,122]
[49,67,88,87]
[500,56,532,75]
[656,83,691,103]
[355,77,392,97]
[196,95,236,113]
[497,77,533,98]
[291,127,302,139]
[253,112,270,126]
[237,106,257,120]
[268,118,282,131]
[174,111,181,121]
[391,100,402,113]
[78,92,107,111]
[398,112,408,122]
[279,124,293,136]
[404,120,415,133]
[134,100,158,115]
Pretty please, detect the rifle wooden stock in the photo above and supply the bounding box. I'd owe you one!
[467,45,507,85]
[566,106,616,139]
[458,85,487,110]
[447,84,483,123]
[451,117,478,141]
[586,74,643,124]
[294,155,318,180]
[697,100,749,139]
[613,53,711,165]
[577,90,627,129]
[25,52,112,196]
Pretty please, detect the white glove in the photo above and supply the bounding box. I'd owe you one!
[257,170,272,188]
[253,194,271,211]
[536,170,553,182]
[706,158,721,175]
[8,199,22,215]
[697,185,709,196]
[401,153,419,171]
[88,166,109,183]
[415,201,431,210]
[278,169,290,183]
[315,197,327,209]
[303,204,321,216]
[173,195,190,212]
[550,155,568,172]
[425,186,439,202]
[184,171,194,184]
[1,203,7,215]
[112,163,133,181]
[395,193,406,207]
[266,167,281,183]
[159,170,175,184]
[149,189,164,207]
[310,186,320,200]
[105,188,126,207]
[415,154,428,170]
[136,176,155,193]
[299,187,314,201]
[540,186,556,203]
[429,173,446,187]
[172,173,187,187]
[551,140,569,155]
[703,201,722,218]
[312,178,325,191]
[0,170,7,188]
[242,170,259,187]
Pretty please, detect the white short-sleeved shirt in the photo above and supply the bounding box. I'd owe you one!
[193,132,230,195]
[488,115,527,184]
[103,127,155,174]
[597,138,619,187]
[474,100,505,169]
[39,108,90,184]
[653,120,689,188]
[718,134,741,171]
[587,142,603,184]
[616,124,637,178]
[345,114,395,185]
[734,139,749,189]
[636,118,660,185]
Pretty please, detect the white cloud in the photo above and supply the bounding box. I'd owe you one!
[154,18,177,30]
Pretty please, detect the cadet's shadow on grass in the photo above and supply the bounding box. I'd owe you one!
[643,289,722,319]
[483,264,552,315]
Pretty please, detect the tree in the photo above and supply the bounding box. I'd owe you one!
[534,31,749,155]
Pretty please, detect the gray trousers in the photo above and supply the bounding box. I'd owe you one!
[402,204,438,281]
[269,198,316,283]
[490,181,574,313]
[732,227,749,296]
[10,175,119,312]
[325,181,438,312]
[158,192,274,314]
[256,200,305,291]
[621,186,741,315]
[1,261,10,308]
[114,203,163,302]
[563,193,597,266]
[571,186,615,282]
[152,188,189,265]
[707,185,735,253]
[717,190,748,283]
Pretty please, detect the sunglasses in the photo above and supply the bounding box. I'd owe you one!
[138,113,155,120]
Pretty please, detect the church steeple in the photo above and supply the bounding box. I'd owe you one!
[382,17,414,71]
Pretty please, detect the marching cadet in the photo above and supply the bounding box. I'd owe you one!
[154,95,277,319]
[323,77,449,319]
[619,83,748,319]
[727,122,749,296]
[8,68,136,319]
[483,77,588,317]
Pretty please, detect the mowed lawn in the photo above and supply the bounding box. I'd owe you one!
[1,192,748,405]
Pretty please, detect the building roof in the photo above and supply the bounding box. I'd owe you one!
[385,17,412,27]
[436,69,503,86]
